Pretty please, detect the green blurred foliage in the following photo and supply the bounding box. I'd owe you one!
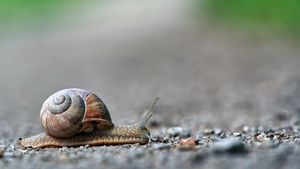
[0,0,72,23]
[199,0,300,35]
[0,0,92,33]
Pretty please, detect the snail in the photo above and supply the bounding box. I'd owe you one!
[17,88,159,148]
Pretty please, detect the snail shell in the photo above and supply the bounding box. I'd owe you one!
[40,88,114,138]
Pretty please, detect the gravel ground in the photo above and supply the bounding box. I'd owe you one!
[1,125,300,169]
[1,0,300,169]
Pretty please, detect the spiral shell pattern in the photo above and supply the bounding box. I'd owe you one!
[40,88,113,138]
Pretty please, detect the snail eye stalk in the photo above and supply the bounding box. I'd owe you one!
[140,97,159,129]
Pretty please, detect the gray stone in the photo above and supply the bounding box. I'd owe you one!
[152,144,172,150]
[204,129,214,135]
[233,132,242,137]
[212,138,247,153]
[0,148,4,158]
[214,128,223,135]
[166,127,191,138]
[242,125,250,133]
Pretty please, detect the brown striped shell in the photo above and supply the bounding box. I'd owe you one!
[40,88,114,138]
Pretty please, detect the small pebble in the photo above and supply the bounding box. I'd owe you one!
[219,132,226,138]
[242,125,250,133]
[0,148,5,158]
[264,128,275,134]
[212,138,247,153]
[204,129,214,135]
[233,132,241,137]
[181,130,192,138]
[180,137,197,145]
[167,127,191,138]
[194,134,203,144]
[214,128,223,136]
[267,133,275,138]
[151,136,169,143]
[178,137,197,151]
[152,144,171,150]
[197,140,206,145]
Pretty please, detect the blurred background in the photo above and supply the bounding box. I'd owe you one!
[0,0,300,136]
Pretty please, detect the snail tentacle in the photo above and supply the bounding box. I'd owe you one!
[139,97,159,129]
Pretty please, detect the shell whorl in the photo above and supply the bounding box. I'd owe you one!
[48,92,72,114]
[40,88,113,138]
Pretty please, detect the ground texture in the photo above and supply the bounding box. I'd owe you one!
[1,1,300,169]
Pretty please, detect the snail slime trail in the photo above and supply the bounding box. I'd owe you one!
[18,88,159,148]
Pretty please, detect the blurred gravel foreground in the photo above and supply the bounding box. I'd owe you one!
[1,1,300,169]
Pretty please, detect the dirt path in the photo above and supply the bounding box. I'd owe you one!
[1,1,300,169]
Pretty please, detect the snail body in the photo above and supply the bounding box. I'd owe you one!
[18,88,158,148]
